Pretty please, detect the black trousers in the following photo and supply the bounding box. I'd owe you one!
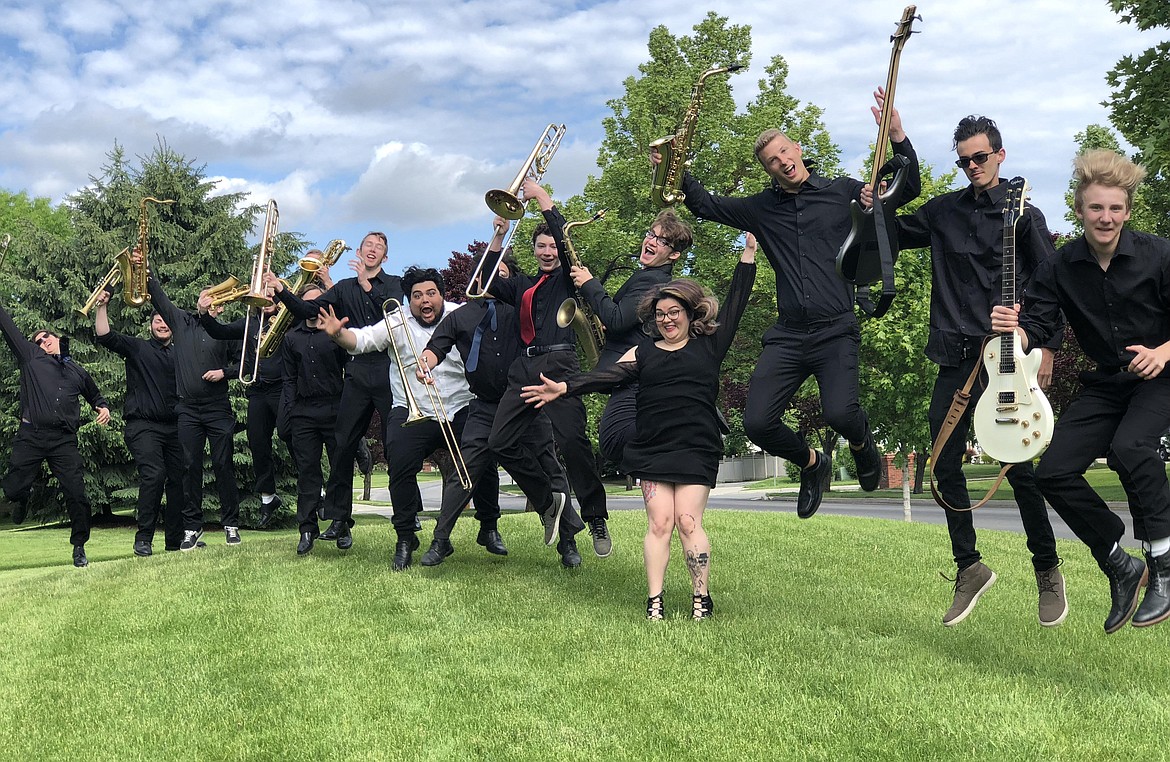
[489,350,608,521]
[325,359,393,527]
[385,405,478,538]
[1036,372,1170,564]
[287,396,340,535]
[434,397,582,541]
[598,384,637,466]
[125,418,185,548]
[744,317,870,463]
[929,358,1059,572]
[246,385,287,495]
[2,425,91,546]
[177,397,240,530]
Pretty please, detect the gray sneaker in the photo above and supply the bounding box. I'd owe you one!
[588,517,612,558]
[942,561,997,626]
[224,526,242,546]
[540,492,567,546]
[1036,563,1069,627]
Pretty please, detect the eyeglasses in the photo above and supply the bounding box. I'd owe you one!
[654,307,684,323]
[644,231,673,248]
[954,151,997,168]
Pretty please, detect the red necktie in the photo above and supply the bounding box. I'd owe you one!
[519,274,548,345]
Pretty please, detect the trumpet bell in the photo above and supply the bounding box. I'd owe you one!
[485,188,525,220]
[298,255,323,272]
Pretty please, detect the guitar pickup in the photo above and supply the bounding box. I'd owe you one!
[995,417,1020,425]
[996,406,1019,413]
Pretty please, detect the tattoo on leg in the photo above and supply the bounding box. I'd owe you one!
[685,550,709,584]
[641,480,657,500]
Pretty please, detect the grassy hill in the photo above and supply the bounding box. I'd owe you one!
[1,510,1167,760]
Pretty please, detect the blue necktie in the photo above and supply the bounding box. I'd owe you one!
[465,301,496,373]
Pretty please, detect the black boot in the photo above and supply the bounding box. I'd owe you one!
[420,538,454,567]
[1099,546,1148,634]
[1133,551,1170,628]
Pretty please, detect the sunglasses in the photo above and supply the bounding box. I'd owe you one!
[34,334,52,346]
[955,150,997,168]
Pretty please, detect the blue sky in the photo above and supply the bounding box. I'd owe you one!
[0,0,1160,275]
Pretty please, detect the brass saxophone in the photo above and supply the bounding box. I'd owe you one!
[555,211,607,370]
[649,64,743,207]
[76,196,173,318]
[257,238,349,358]
[123,196,175,306]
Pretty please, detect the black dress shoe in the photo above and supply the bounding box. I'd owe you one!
[1100,546,1148,634]
[1133,551,1170,627]
[392,534,420,571]
[476,528,508,556]
[420,538,455,567]
[258,495,282,529]
[853,431,882,492]
[320,519,344,541]
[557,537,581,569]
[796,451,832,519]
[73,545,88,568]
[133,540,152,557]
[296,531,318,556]
[10,500,28,525]
[335,522,353,550]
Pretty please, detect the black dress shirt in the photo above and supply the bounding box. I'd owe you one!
[579,262,674,367]
[896,181,1061,366]
[427,299,518,403]
[488,207,577,348]
[680,138,920,322]
[1021,229,1170,371]
[282,322,347,401]
[197,313,286,392]
[147,275,239,401]
[0,303,108,432]
[94,330,178,422]
[275,272,404,366]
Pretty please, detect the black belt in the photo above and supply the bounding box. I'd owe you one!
[524,343,575,357]
[779,313,849,332]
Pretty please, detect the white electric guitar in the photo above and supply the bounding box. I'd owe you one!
[972,177,1054,464]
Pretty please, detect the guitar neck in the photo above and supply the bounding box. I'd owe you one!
[868,30,908,187]
[999,210,1017,374]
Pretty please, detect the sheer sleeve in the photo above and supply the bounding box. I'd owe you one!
[563,359,640,397]
[712,261,757,361]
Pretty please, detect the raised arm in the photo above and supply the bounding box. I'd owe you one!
[713,236,758,361]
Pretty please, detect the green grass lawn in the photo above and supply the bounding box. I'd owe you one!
[1,511,1167,760]
[753,462,1155,503]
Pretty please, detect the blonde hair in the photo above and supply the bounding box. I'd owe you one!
[638,279,719,339]
[1073,149,1147,211]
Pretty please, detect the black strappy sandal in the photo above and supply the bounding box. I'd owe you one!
[646,592,665,621]
[692,593,714,620]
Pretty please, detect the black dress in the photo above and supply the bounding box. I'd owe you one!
[566,261,756,487]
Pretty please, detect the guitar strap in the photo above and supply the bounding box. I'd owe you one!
[928,337,1014,512]
[855,155,907,319]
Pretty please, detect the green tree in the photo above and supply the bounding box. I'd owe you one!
[1,140,307,523]
[1105,0,1170,237]
[551,12,840,459]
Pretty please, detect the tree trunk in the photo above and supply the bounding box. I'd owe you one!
[913,451,926,494]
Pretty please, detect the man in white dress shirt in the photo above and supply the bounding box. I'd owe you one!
[320,266,471,570]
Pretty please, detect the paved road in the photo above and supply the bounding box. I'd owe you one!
[356,481,1141,550]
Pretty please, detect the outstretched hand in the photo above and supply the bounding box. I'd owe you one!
[317,304,349,337]
[520,372,568,408]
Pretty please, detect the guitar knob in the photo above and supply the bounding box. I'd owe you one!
[1032,412,1041,420]
[1021,438,1030,446]
[1032,431,1041,439]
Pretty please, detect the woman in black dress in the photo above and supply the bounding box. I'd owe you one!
[523,236,757,620]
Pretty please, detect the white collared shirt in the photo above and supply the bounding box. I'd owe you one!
[347,300,471,420]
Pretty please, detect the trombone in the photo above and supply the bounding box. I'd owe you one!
[239,199,279,385]
[380,299,471,490]
[468,123,566,299]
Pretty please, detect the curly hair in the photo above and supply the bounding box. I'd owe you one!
[637,278,719,339]
[402,266,445,297]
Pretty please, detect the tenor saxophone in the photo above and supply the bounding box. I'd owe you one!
[257,238,350,358]
[649,64,743,207]
[123,196,175,306]
[555,211,607,370]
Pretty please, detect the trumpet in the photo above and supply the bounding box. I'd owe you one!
[239,200,279,385]
[381,299,471,489]
[257,238,349,359]
[204,276,248,308]
[75,263,122,319]
[468,123,566,299]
